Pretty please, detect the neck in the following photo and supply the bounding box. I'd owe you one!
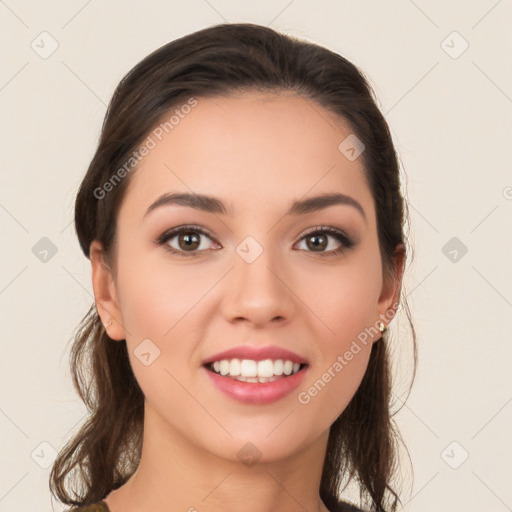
[104,402,332,512]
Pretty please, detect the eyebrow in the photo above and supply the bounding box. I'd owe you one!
[143,191,366,222]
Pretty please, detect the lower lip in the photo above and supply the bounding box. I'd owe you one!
[202,365,308,404]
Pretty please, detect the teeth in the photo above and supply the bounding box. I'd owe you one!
[220,360,230,376]
[208,358,304,379]
[240,359,257,377]
[257,359,274,378]
[223,374,287,383]
[230,359,241,376]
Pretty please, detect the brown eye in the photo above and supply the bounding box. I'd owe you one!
[177,230,201,251]
[305,233,328,252]
[157,225,219,257]
[296,226,354,256]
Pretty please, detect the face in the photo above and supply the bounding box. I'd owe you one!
[92,92,401,463]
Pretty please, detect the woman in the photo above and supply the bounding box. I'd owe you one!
[50,22,416,512]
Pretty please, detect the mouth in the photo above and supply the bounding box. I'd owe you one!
[201,345,310,404]
[203,358,308,383]
[202,357,309,404]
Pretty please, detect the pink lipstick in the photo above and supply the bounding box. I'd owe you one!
[202,345,309,404]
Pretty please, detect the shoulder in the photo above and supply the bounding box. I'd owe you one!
[66,501,110,512]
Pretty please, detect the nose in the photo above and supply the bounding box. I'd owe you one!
[221,246,295,328]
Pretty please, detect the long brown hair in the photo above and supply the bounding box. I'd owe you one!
[50,22,416,511]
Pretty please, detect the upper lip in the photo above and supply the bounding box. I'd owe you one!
[202,345,309,365]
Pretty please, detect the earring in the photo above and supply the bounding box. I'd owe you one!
[103,320,113,331]
[378,321,388,333]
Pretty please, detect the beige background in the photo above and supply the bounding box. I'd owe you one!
[1,1,511,511]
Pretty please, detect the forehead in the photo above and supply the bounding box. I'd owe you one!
[120,92,374,222]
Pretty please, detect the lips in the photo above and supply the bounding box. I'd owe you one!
[202,364,308,404]
[201,344,309,404]
[202,345,309,365]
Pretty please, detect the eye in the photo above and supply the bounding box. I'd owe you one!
[156,225,220,257]
[155,224,355,258]
[295,226,354,256]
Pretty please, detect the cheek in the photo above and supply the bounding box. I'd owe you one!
[300,346,372,430]
[301,255,382,343]
[296,288,375,428]
[294,250,381,414]
[116,244,216,338]
[115,249,220,390]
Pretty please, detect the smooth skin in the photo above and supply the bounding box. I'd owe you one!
[91,91,404,512]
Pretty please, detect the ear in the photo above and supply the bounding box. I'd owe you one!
[90,240,126,341]
[375,243,406,333]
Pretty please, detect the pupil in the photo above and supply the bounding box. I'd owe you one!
[180,231,199,250]
[308,234,326,251]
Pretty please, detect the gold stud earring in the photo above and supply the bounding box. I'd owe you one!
[103,320,113,331]
[378,321,388,333]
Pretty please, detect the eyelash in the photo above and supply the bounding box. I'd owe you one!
[155,224,355,258]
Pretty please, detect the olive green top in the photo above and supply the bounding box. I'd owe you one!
[70,499,367,511]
